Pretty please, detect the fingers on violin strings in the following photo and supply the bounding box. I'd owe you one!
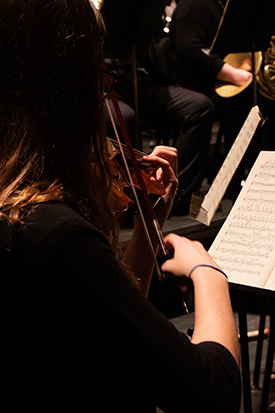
[143,156,177,185]
[143,149,178,177]
[146,145,177,160]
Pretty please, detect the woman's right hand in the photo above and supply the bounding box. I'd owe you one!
[161,233,220,279]
[161,233,240,369]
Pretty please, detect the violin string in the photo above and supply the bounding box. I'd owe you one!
[109,138,161,180]
[105,99,163,280]
[108,138,146,157]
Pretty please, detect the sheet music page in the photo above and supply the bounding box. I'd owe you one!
[190,106,262,226]
[202,106,262,211]
[209,151,275,289]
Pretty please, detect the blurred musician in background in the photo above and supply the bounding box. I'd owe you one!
[162,0,275,202]
[149,0,257,210]
[169,0,253,145]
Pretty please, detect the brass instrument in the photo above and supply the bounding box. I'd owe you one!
[257,36,275,101]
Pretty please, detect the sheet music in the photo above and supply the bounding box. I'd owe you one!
[190,105,263,226]
[209,152,275,290]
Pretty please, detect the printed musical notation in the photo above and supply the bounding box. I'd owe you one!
[209,152,275,291]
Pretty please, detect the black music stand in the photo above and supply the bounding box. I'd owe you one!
[231,284,275,413]
[101,0,168,149]
[210,0,275,105]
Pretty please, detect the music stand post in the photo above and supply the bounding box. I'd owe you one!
[235,287,275,413]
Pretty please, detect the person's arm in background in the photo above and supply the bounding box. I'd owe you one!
[217,61,252,86]
[171,0,252,88]
[171,0,225,80]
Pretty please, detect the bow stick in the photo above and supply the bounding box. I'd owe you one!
[103,70,169,278]
[105,109,168,282]
[104,69,189,313]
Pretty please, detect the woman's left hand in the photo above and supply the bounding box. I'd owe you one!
[124,145,178,296]
[142,145,178,226]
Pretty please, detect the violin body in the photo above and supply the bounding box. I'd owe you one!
[110,158,134,214]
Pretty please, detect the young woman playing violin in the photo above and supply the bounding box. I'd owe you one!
[1,1,241,412]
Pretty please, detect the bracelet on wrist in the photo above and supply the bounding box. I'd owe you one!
[188,264,228,280]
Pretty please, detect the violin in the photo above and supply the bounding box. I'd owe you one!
[108,138,166,216]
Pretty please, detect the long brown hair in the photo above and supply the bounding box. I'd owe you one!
[0,0,118,247]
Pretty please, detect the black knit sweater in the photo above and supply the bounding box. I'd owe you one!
[1,202,241,412]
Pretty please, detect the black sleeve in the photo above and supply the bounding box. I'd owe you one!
[12,203,241,412]
[170,0,224,87]
[77,232,241,412]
